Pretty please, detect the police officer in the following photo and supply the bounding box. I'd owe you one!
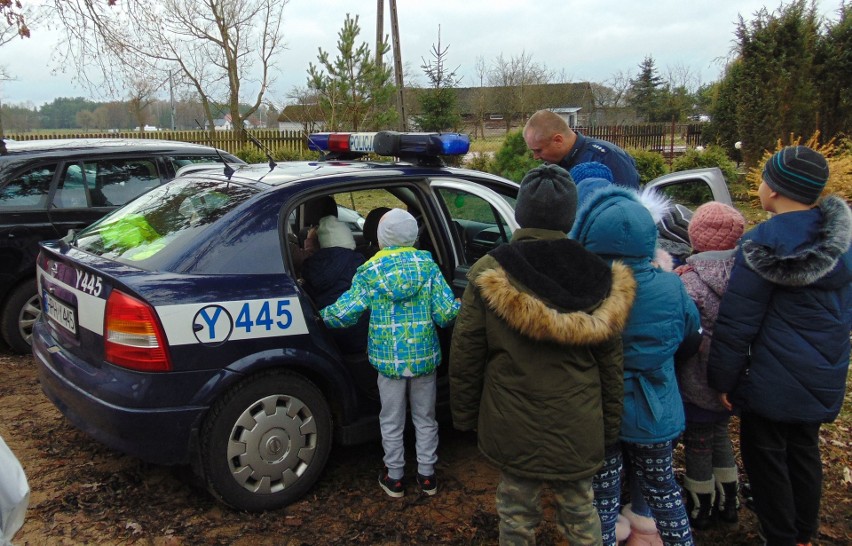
[523,109,640,189]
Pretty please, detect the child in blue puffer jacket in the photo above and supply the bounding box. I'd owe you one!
[570,185,701,546]
[321,208,460,498]
[708,146,852,546]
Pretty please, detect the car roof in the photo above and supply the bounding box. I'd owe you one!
[191,160,513,190]
[0,138,230,159]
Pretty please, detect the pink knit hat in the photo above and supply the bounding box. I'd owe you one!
[688,202,745,252]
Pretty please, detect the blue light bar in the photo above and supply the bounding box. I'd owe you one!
[306,131,470,157]
[306,133,330,152]
[374,131,470,156]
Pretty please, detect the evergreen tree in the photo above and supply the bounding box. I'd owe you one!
[814,4,851,140]
[732,0,821,165]
[307,14,397,131]
[705,60,744,156]
[628,56,664,122]
[413,27,461,132]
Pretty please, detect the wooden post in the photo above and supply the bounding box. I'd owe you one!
[375,0,384,69]
[389,0,407,131]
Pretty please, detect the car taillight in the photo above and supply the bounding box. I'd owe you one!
[104,290,172,372]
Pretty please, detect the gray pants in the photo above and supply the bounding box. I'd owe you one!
[497,471,602,546]
[377,373,438,479]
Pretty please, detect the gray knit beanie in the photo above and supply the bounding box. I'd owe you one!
[762,145,829,204]
[514,164,578,232]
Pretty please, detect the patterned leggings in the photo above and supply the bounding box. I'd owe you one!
[593,441,693,546]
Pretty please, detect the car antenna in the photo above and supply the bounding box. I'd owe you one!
[194,119,235,180]
[245,131,277,170]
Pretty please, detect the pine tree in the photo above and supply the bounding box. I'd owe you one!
[413,27,461,132]
[628,56,664,122]
[307,14,397,131]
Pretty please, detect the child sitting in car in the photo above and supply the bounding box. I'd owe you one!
[302,215,368,353]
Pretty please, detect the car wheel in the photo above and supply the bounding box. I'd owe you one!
[200,371,333,512]
[1,280,40,354]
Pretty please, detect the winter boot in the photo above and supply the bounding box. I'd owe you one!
[713,468,740,526]
[622,503,663,546]
[683,476,715,531]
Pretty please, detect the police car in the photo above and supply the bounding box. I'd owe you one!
[32,131,521,512]
[32,131,731,512]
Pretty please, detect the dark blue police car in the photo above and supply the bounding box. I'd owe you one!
[32,132,521,511]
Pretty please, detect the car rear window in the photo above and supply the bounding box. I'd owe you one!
[75,178,258,262]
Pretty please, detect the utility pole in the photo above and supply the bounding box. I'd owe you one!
[375,0,384,69]
[389,0,407,130]
[169,71,177,130]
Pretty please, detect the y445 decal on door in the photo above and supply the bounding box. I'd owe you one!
[156,298,309,346]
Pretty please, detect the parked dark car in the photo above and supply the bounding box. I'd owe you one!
[0,138,243,352]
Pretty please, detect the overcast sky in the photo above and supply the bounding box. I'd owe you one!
[0,0,844,108]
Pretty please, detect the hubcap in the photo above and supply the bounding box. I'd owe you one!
[19,293,41,346]
[227,394,318,494]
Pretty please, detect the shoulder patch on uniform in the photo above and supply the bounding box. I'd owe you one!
[590,143,608,154]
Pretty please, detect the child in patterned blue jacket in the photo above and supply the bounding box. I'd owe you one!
[321,208,460,498]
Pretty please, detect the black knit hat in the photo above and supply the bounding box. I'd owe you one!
[514,164,578,232]
[763,145,829,204]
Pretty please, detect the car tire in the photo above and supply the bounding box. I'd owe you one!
[1,279,40,354]
[200,371,333,512]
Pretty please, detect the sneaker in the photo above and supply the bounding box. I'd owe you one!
[417,473,438,496]
[378,469,405,498]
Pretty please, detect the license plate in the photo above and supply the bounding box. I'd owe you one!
[44,292,77,335]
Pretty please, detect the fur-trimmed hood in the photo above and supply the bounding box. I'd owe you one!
[742,195,852,287]
[475,231,636,345]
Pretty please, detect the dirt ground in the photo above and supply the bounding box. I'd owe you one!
[1,345,850,546]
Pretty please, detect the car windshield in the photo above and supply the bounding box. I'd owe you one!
[75,178,258,262]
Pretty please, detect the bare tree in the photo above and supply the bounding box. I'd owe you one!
[468,55,490,139]
[488,51,550,131]
[49,0,287,142]
[665,62,701,94]
[0,0,32,43]
[589,82,620,109]
[284,85,326,134]
[127,78,157,133]
[604,69,633,108]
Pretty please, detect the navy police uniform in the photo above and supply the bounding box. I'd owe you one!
[558,133,640,189]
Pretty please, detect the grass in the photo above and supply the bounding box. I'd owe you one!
[468,136,504,154]
[332,189,405,218]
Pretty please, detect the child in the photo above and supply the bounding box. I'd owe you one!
[450,164,634,545]
[674,202,745,530]
[321,208,460,498]
[708,146,852,546]
[302,215,368,353]
[570,184,701,546]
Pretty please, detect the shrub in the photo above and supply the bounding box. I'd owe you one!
[744,132,852,205]
[234,146,267,164]
[463,151,496,173]
[491,130,539,182]
[671,145,739,184]
[273,146,320,161]
[626,148,668,185]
